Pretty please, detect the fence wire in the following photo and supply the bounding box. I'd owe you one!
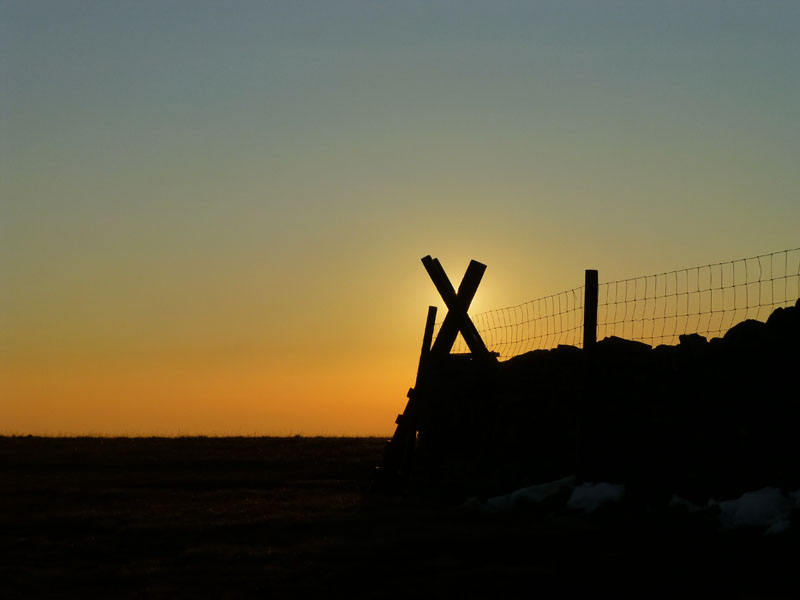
[435,287,585,360]
[433,248,800,360]
[597,248,800,347]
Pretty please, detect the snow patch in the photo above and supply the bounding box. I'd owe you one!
[711,487,791,532]
[467,482,798,534]
[485,476,577,512]
[669,494,703,512]
[510,475,577,507]
[567,482,625,513]
[485,493,513,512]
[765,519,791,536]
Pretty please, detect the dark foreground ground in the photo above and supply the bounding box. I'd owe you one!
[1,437,796,598]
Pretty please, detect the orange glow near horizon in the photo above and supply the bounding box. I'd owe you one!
[3,2,800,435]
[0,352,414,436]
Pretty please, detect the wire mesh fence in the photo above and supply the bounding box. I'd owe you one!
[597,248,800,347]
[436,287,585,360]
[436,248,800,360]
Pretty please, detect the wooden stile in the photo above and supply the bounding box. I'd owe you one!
[421,256,494,360]
[373,256,496,492]
[429,259,486,357]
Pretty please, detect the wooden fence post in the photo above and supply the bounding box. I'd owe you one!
[578,269,599,480]
[584,269,598,349]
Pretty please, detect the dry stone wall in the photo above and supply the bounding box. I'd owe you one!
[414,298,800,503]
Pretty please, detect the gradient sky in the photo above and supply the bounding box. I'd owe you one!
[2,1,799,435]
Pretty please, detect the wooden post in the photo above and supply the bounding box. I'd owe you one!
[578,269,598,481]
[583,269,598,348]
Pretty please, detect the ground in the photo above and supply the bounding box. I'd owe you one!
[1,437,796,598]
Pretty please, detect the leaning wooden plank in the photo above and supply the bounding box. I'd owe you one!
[372,305,438,491]
[418,304,438,370]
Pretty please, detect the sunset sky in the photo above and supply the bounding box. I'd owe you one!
[2,1,799,435]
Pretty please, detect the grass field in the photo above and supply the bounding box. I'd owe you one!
[1,436,795,598]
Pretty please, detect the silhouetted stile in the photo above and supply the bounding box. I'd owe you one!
[373,256,495,491]
[374,254,799,503]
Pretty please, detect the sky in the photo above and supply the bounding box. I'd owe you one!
[2,1,799,435]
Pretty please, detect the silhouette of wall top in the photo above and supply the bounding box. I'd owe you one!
[411,297,800,503]
[376,250,799,500]
[438,247,800,359]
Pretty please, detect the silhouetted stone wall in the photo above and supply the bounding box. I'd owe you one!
[414,298,800,503]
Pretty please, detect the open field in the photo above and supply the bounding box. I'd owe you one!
[1,436,796,598]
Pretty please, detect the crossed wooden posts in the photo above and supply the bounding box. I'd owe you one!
[373,256,496,491]
[421,256,494,360]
